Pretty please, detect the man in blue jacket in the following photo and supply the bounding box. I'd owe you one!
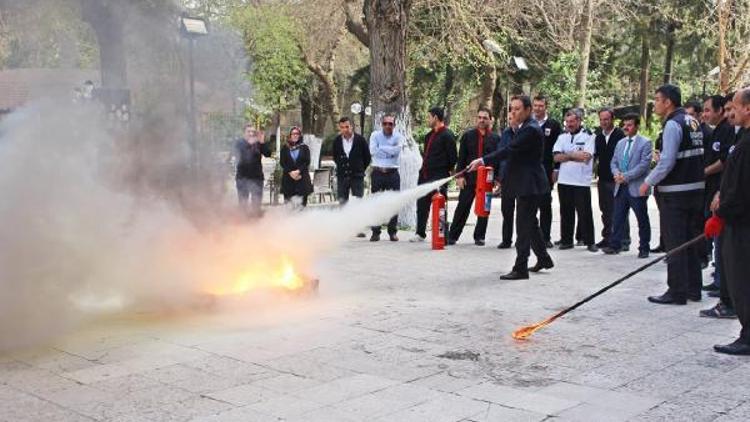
[602,113,652,258]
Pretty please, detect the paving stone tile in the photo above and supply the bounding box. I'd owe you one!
[457,382,579,415]
[474,404,547,422]
[292,373,400,406]
[374,392,488,422]
[204,383,279,406]
[332,382,440,419]
[245,395,324,419]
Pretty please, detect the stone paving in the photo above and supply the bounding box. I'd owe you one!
[1,190,749,421]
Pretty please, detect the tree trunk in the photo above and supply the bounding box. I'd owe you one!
[477,64,497,111]
[300,88,314,134]
[364,0,419,228]
[574,0,594,108]
[491,76,505,129]
[80,0,127,89]
[638,31,650,125]
[717,0,729,93]
[442,63,455,124]
[663,22,675,84]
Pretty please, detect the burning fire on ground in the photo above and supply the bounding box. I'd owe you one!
[204,255,319,297]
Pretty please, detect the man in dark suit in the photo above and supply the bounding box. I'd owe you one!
[532,95,563,248]
[468,95,554,280]
[333,117,371,236]
[448,107,500,246]
[232,125,271,217]
[411,107,458,242]
[594,108,628,249]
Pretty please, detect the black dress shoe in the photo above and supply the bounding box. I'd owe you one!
[650,244,665,253]
[370,233,380,242]
[621,244,631,252]
[648,292,687,305]
[595,240,608,248]
[558,243,574,250]
[700,303,737,319]
[447,238,457,245]
[602,247,620,255]
[638,250,649,259]
[389,233,399,242]
[497,241,512,249]
[714,340,750,355]
[702,283,720,292]
[474,239,485,246]
[529,257,554,273]
[554,240,562,246]
[545,240,554,249]
[500,270,529,280]
[587,245,599,253]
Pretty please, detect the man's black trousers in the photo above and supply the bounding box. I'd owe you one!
[513,194,550,273]
[449,184,488,242]
[558,184,595,246]
[657,191,704,299]
[722,224,750,344]
[370,169,400,235]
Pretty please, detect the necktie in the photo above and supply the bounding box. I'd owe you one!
[621,138,633,172]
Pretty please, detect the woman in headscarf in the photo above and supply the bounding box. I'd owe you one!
[279,126,313,207]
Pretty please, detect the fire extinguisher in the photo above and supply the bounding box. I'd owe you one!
[431,191,447,250]
[474,165,494,217]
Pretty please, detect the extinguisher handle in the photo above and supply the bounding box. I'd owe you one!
[453,166,471,179]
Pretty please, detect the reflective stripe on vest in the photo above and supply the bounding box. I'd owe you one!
[675,148,704,159]
[657,181,705,193]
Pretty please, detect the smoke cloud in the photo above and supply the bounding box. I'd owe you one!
[0,100,448,351]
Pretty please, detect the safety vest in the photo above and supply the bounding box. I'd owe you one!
[656,108,705,193]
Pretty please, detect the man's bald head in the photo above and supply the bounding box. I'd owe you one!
[732,88,750,128]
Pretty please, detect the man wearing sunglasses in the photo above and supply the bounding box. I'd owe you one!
[369,114,404,241]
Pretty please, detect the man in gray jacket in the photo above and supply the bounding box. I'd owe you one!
[602,114,652,258]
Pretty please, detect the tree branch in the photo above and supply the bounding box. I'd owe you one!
[344,0,369,47]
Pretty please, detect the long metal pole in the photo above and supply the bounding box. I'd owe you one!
[188,38,197,169]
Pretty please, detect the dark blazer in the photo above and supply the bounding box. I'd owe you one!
[333,134,371,178]
[420,127,458,182]
[594,126,626,182]
[482,118,550,198]
[234,138,272,180]
[456,128,500,185]
[540,118,563,182]
[280,143,313,197]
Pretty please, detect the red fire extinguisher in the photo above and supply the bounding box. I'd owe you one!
[431,191,446,250]
[474,165,494,217]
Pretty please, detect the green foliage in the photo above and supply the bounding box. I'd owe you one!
[535,51,613,126]
[0,0,98,69]
[231,5,307,112]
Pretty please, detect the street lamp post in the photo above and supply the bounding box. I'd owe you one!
[180,15,208,169]
[350,101,372,135]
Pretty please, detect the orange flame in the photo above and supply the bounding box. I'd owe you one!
[206,256,306,296]
[512,315,556,340]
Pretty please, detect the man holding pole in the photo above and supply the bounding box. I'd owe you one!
[640,85,705,305]
[711,88,750,355]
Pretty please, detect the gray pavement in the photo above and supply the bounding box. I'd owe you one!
[1,189,749,421]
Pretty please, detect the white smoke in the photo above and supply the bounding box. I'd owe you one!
[0,101,449,351]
